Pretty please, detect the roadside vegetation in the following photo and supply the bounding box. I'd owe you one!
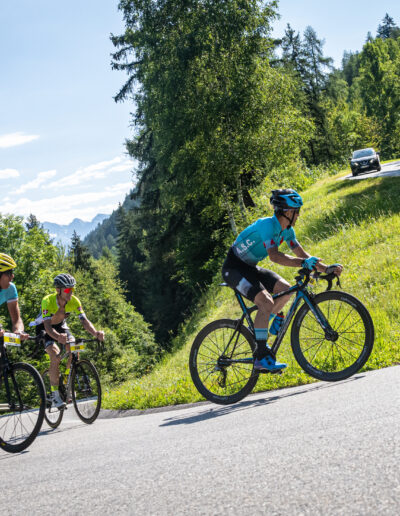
[103,164,400,409]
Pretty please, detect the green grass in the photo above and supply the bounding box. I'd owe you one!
[103,163,400,410]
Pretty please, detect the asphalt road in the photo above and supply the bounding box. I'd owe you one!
[343,160,400,180]
[1,365,399,515]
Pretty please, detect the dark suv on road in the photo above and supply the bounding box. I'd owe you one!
[350,148,381,176]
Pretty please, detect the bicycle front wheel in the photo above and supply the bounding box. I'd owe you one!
[291,291,374,381]
[71,359,101,424]
[0,362,45,453]
[41,369,64,429]
[189,319,259,405]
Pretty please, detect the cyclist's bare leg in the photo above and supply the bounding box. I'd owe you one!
[46,343,61,386]
[272,279,293,313]
[254,290,273,328]
[65,342,72,372]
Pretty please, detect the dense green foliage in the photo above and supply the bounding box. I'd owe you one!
[0,214,160,384]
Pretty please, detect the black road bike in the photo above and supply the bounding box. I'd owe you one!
[189,269,374,405]
[0,332,46,453]
[41,337,102,428]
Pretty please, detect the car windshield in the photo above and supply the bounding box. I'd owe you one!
[353,149,374,158]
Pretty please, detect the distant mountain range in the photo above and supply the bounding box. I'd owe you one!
[43,214,110,247]
[83,190,140,258]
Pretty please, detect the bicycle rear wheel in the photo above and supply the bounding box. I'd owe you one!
[189,319,259,405]
[71,359,101,424]
[291,291,374,381]
[0,362,45,453]
[41,369,64,429]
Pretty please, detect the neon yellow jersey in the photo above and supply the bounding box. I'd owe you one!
[40,293,85,323]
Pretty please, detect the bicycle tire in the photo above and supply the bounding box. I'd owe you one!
[41,369,64,429]
[71,359,101,424]
[0,362,45,453]
[291,290,374,381]
[189,319,259,405]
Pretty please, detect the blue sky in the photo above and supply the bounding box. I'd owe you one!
[1,1,399,224]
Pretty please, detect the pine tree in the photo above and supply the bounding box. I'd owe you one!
[69,231,92,271]
[25,214,42,231]
[377,13,400,39]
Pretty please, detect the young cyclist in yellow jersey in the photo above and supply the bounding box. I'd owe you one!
[0,253,28,340]
[32,273,104,409]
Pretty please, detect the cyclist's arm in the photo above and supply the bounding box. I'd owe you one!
[292,244,329,273]
[43,318,66,343]
[267,246,304,267]
[80,317,104,341]
[50,296,68,325]
[7,300,25,334]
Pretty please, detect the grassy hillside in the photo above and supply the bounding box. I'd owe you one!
[103,165,400,409]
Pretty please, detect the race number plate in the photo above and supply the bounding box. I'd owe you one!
[70,342,86,352]
[4,332,21,347]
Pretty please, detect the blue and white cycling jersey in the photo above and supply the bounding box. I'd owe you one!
[0,282,18,306]
[232,214,299,266]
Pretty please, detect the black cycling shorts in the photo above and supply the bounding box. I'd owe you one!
[221,247,281,301]
[36,322,75,349]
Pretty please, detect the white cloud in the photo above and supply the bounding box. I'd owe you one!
[0,168,20,180]
[0,182,133,224]
[0,132,39,149]
[108,163,134,173]
[14,169,57,194]
[48,157,134,189]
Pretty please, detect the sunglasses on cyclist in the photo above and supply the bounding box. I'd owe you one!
[63,287,74,293]
[4,270,14,277]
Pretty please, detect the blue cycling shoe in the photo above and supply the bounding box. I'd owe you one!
[254,355,287,373]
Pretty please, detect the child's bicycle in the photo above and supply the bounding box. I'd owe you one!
[41,337,102,428]
[189,268,374,405]
[0,331,46,453]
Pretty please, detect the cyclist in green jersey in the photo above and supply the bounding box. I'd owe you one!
[32,273,104,409]
[0,253,28,340]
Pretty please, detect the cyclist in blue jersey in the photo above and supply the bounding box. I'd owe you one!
[0,253,28,339]
[222,189,342,372]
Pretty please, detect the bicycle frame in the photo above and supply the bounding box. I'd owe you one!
[0,339,24,411]
[50,338,99,407]
[222,273,337,363]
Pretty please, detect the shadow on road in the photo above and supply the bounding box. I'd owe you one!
[160,375,365,427]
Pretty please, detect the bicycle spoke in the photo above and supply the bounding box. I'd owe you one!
[302,337,325,354]
[334,341,359,360]
[333,307,354,332]
[300,322,325,337]
[307,339,326,365]
[338,334,364,349]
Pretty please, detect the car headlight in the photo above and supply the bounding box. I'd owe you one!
[369,159,374,163]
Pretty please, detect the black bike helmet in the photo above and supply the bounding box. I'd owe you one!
[270,189,303,210]
[53,273,76,289]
